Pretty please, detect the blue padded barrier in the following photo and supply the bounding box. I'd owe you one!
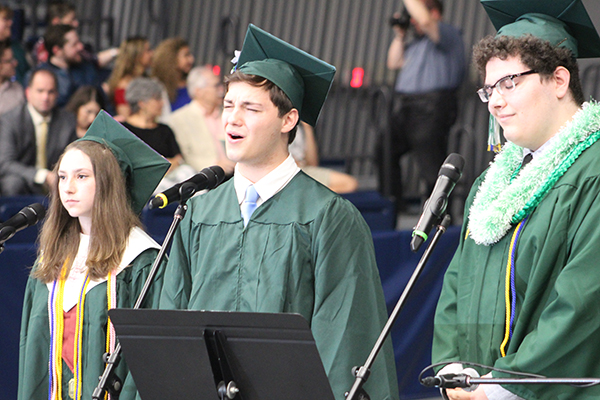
[342,191,396,231]
[0,243,38,400]
[373,227,460,399]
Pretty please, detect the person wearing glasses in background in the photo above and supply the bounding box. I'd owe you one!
[432,1,600,399]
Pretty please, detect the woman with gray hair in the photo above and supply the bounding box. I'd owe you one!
[123,77,195,192]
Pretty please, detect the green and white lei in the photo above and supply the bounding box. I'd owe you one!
[468,102,600,245]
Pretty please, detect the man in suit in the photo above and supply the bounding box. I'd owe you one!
[168,66,234,175]
[0,68,77,195]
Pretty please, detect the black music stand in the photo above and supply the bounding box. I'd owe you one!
[108,309,335,400]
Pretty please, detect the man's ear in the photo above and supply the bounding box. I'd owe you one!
[553,66,571,99]
[281,108,299,133]
[51,45,62,57]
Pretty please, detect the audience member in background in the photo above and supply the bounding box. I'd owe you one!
[0,40,25,115]
[151,37,195,113]
[104,36,153,119]
[33,1,118,69]
[383,0,465,210]
[36,24,102,107]
[18,111,170,400]
[0,69,76,195]
[168,66,234,175]
[289,122,359,193]
[123,77,195,192]
[0,4,31,85]
[65,85,106,138]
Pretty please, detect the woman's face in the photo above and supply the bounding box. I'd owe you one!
[140,96,164,119]
[176,46,195,75]
[139,41,153,69]
[58,149,96,225]
[76,100,101,137]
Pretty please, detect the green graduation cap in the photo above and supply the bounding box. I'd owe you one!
[234,24,336,126]
[78,110,171,214]
[481,0,600,58]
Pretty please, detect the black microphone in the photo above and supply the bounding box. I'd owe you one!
[148,166,226,209]
[0,203,46,244]
[421,374,472,389]
[421,368,480,391]
[410,153,465,252]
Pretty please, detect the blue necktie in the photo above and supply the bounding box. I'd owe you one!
[241,185,259,226]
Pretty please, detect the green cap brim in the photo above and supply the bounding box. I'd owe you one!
[78,110,171,214]
[481,0,600,58]
[235,24,336,126]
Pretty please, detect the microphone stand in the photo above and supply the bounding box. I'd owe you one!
[423,374,600,390]
[346,214,452,400]
[92,182,197,400]
[467,377,600,386]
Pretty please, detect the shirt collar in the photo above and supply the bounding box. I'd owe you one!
[27,102,51,125]
[523,132,561,160]
[234,154,300,206]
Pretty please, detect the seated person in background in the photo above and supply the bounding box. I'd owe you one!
[0,68,76,195]
[0,40,25,115]
[151,37,195,113]
[1,5,32,85]
[36,24,102,107]
[33,1,118,69]
[65,85,106,138]
[289,122,359,193]
[0,4,31,85]
[104,36,153,119]
[168,65,234,175]
[122,76,195,192]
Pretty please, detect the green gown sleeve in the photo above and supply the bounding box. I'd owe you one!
[310,197,400,400]
[116,248,167,400]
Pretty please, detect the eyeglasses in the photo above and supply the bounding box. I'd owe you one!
[477,70,538,103]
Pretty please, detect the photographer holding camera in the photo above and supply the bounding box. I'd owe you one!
[382,0,465,212]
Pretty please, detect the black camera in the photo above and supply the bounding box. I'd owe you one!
[389,8,411,30]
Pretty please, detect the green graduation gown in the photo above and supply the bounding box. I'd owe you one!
[18,232,165,400]
[433,136,600,399]
[160,172,399,400]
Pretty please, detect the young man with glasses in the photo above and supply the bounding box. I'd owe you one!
[432,1,600,399]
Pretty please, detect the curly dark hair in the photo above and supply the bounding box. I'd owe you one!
[224,71,299,144]
[473,34,583,105]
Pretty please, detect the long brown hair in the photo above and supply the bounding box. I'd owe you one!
[151,37,188,102]
[106,36,150,98]
[34,140,141,283]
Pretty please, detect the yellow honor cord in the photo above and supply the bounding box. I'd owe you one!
[54,267,67,400]
[500,220,525,357]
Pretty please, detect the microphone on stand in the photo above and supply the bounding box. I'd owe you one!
[421,368,480,391]
[148,166,226,209]
[0,203,46,244]
[411,153,465,252]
